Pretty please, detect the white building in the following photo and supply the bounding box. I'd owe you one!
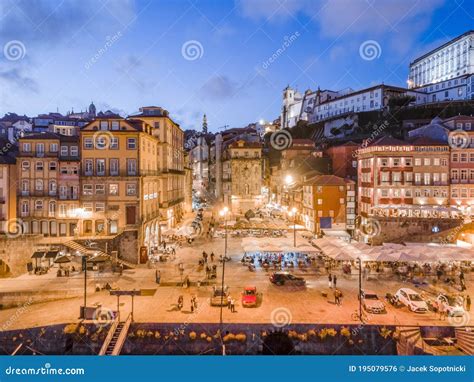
[409,30,474,102]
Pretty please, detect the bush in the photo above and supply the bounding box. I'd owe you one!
[189,331,197,340]
[340,327,351,338]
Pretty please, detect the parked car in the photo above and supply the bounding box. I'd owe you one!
[210,286,229,306]
[360,290,386,314]
[429,294,466,316]
[394,288,428,313]
[269,271,306,287]
[241,286,258,307]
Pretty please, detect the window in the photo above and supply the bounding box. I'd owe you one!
[404,172,413,182]
[83,203,93,212]
[49,180,56,194]
[83,184,93,195]
[392,172,401,182]
[21,180,29,193]
[461,169,468,180]
[317,199,323,205]
[36,143,44,154]
[423,173,430,185]
[441,158,448,166]
[95,184,105,194]
[110,159,119,175]
[339,198,344,204]
[50,143,58,152]
[96,159,106,176]
[35,179,43,191]
[433,158,440,166]
[415,173,421,183]
[22,143,31,152]
[100,121,108,130]
[405,189,412,197]
[21,161,30,171]
[414,158,421,166]
[452,153,459,162]
[85,159,93,175]
[110,137,119,149]
[49,201,56,216]
[381,189,388,197]
[380,158,388,166]
[126,183,136,196]
[460,153,468,162]
[70,146,78,156]
[35,200,43,210]
[452,169,459,180]
[423,158,430,166]
[21,201,29,215]
[127,138,137,149]
[95,202,105,212]
[49,162,57,171]
[111,121,119,130]
[60,146,68,156]
[393,158,400,166]
[84,138,93,149]
[36,161,44,171]
[127,159,137,175]
[109,184,119,196]
[60,166,68,175]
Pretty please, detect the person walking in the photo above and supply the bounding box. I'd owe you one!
[466,295,471,312]
[230,298,236,313]
[210,252,215,262]
[155,270,161,284]
[178,295,183,310]
[334,289,342,306]
[439,300,447,320]
[333,275,337,289]
[328,273,332,289]
[227,295,232,309]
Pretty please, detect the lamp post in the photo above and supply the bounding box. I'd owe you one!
[289,207,297,247]
[358,257,363,323]
[219,206,229,355]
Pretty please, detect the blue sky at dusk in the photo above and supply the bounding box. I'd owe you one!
[0,0,473,131]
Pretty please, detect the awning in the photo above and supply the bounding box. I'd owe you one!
[54,255,72,263]
[31,251,45,259]
[45,250,60,259]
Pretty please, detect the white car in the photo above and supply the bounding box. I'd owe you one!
[394,288,429,313]
[434,294,466,317]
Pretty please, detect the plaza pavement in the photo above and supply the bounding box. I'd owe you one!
[0,226,472,330]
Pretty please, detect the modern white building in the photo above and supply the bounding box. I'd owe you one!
[409,30,474,102]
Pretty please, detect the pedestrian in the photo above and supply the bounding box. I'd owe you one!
[155,269,161,284]
[178,295,183,310]
[460,278,466,292]
[230,298,236,313]
[439,300,447,320]
[334,289,342,306]
[210,252,215,262]
[333,275,337,289]
[193,296,198,310]
[190,297,195,313]
[328,273,332,288]
[466,295,471,312]
[227,295,232,309]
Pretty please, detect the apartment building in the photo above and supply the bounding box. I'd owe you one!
[17,132,80,236]
[131,106,185,229]
[357,136,452,223]
[302,174,355,234]
[0,137,18,236]
[222,139,263,213]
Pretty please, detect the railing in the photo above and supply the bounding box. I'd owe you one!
[98,316,119,356]
[111,313,132,356]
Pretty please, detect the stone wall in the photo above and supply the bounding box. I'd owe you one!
[0,235,42,277]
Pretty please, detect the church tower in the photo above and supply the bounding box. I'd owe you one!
[202,113,208,134]
[88,101,96,117]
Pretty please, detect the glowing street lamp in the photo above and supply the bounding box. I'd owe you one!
[285,175,294,185]
[289,207,297,247]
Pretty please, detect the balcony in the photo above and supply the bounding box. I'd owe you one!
[58,194,79,200]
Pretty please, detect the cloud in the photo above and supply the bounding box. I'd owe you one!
[200,75,239,100]
[116,54,143,75]
[237,0,315,22]
[0,67,38,92]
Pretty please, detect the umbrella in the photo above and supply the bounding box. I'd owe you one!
[54,255,71,264]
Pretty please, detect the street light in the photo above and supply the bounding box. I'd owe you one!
[218,206,229,355]
[358,257,363,323]
[289,207,297,247]
[285,174,293,185]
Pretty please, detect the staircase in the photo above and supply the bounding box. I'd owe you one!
[64,240,136,269]
[396,326,450,355]
[455,327,474,355]
[99,313,132,356]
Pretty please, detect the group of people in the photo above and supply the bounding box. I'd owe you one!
[176,295,198,312]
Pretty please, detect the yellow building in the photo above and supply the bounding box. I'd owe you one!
[17,132,80,236]
[131,106,185,230]
[0,137,18,236]
[79,117,161,261]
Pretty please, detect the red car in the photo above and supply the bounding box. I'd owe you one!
[241,286,258,307]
